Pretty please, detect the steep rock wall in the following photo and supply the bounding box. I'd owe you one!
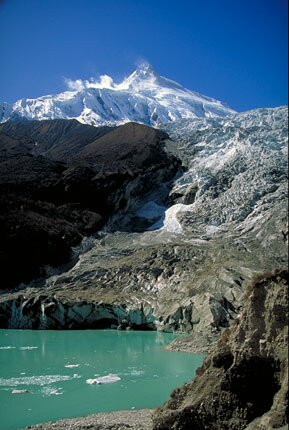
[152,271,288,430]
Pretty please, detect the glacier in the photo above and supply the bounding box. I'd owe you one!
[161,106,288,236]
[1,106,286,338]
[0,64,235,126]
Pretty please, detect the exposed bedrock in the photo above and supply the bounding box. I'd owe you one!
[0,120,181,289]
[152,271,288,430]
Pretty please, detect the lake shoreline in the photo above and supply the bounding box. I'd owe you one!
[1,330,204,430]
[23,409,153,430]
[21,337,211,430]
[165,329,220,354]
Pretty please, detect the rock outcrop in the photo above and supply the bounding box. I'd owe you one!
[152,271,288,430]
[0,120,181,289]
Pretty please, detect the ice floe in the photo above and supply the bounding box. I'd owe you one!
[86,374,121,385]
[0,346,16,350]
[130,369,144,376]
[19,346,38,350]
[0,374,81,387]
[64,364,80,368]
[41,386,63,396]
[11,389,29,395]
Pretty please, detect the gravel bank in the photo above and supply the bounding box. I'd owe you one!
[165,330,220,354]
[24,409,153,430]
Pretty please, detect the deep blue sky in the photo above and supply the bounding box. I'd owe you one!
[0,0,287,111]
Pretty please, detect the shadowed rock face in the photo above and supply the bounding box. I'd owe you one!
[152,271,288,430]
[0,120,181,290]
[0,119,112,161]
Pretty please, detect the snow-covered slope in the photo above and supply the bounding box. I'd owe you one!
[1,64,235,126]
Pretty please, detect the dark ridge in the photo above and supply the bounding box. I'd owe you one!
[0,119,181,290]
[0,118,113,161]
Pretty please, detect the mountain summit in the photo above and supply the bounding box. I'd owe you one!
[1,65,236,126]
[120,63,160,89]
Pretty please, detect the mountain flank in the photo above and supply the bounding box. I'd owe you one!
[0,107,287,335]
[0,119,181,290]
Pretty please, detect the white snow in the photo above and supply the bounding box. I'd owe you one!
[158,203,194,234]
[1,64,235,126]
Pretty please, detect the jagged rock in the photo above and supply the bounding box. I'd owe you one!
[0,120,181,289]
[0,294,157,330]
[152,271,288,430]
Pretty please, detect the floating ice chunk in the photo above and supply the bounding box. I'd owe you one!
[130,369,144,376]
[86,374,121,385]
[19,346,38,350]
[0,346,15,350]
[12,389,29,394]
[42,386,63,396]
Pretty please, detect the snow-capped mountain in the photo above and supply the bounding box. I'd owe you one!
[1,64,236,126]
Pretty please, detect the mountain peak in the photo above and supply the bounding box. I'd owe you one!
[119,63,159,90]
[1,66,236,126]
[135,63,157,77]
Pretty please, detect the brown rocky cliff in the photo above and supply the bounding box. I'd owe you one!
[152,271,288,430]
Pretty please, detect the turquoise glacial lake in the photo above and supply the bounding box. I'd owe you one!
[0,330,204,430]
